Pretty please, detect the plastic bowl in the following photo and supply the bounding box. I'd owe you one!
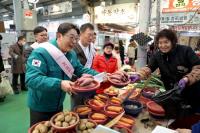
[146,101,165,114]
[50,112,79,133]
[120,89,140,100]
[72,80,100,96]
[123,100,143,117]
[108,97,122,105]
[88,99,107,111]
[103,88,119,97]
[108,77,130,88]
[142,87,159,99]
[115,115,135,129]
[75,119,97,132]
[73,105,92,119]
[104,105,124,118]
[138,95,151,107]
[28,121,55,133]
[88,112,108,125]
[95,94,109,102]
[112,125,133,133]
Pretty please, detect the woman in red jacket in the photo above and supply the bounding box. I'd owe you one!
[92,42,118,93]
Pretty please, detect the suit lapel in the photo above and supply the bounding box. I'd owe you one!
[76,43,86,59]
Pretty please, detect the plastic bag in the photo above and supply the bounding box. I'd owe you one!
[0,76,13,96]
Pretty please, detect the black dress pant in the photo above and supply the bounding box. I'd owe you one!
[12,73,25,91]
[30,108,62,127]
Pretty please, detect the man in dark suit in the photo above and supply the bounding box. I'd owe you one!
[73,23,96,68]
[9,36,26,94]
[72,23,96,106]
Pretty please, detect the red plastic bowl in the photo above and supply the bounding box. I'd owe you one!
[108,77,130,88]
[120,89,140,100]
[138,95,151,107]
[28,121,56,133]
[142,87,159,99]
[115,115,135,129]
[108,97,122,105]
[104,105,124,118]
[148,109,165,117]
[73,105,92,118]
[112,125,133,133]
[50,112,79,133]
[95,94,109,102]
[103,88,119,97]
[88,99,107,111]
[75,119,97,132]
[88,112,108,125]
[146,101,165,114]
[72,80,100,92]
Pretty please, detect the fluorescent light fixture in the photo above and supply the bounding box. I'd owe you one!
[36,6,44,11]
[3,14,9,17]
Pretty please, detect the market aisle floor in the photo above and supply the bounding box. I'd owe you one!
[0,92,71,133]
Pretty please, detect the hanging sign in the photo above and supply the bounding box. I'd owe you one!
[94,3,138,24]
[162,0,200,13]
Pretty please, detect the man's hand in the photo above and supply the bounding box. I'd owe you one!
[61,80,76,94]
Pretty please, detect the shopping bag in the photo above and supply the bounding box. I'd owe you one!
[0,76,13,96]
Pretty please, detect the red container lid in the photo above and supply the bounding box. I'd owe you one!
[146,101,165,114]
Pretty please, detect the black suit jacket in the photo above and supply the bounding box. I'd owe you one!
[73,43,87,66]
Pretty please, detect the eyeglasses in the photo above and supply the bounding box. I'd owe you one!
[64,34,79,41]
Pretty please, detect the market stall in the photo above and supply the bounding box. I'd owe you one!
[28,70,182,133]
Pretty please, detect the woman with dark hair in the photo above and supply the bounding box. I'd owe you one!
[131,29,200,113]
[92,42,118,93]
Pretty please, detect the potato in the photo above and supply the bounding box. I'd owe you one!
[55,114,65,122]
[32,129,39,133]
[72,116,77,121]
[79,123,86,131]
[38,124,48,133]
[87,128,94,133]
[64,115,72,122]
[62,122,69,127]
[86,122,95,129]
[69,119,76,125]
[48,130,53,133]
[63,110,70,115]
[80,119,88,124]
[82,130,89,133]
[55,121,62,127]
[44,121,51,127]
[35,123,43,130]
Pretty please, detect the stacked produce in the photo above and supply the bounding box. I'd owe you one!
[76,119,96,133]
[31,121,53,133]
[51,111,78,128]
[75,106,92,116]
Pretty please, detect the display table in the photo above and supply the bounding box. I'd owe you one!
[117,86,173,133]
